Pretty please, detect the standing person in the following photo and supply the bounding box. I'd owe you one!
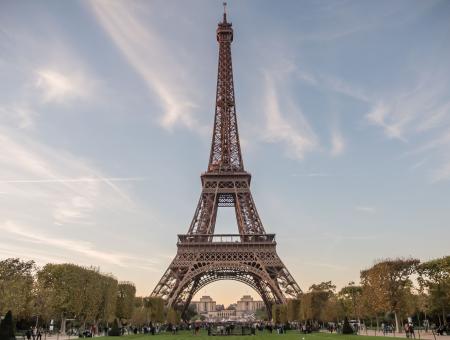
[404,323,410,338]
[32,326,37,340]
[409,324,415,339]
[26,328,32,340]
[37,328,42,340]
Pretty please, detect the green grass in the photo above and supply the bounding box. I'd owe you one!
[98,331,397,340]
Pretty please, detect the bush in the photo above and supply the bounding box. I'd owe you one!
[0,310,16,340]
[342,317,354,335]
[108,319,121,336]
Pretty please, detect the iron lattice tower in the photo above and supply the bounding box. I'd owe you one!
[151,6,302,318]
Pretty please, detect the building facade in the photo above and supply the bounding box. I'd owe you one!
[236,295,265,312]
[191,296,217,313]
[191,295,265,321]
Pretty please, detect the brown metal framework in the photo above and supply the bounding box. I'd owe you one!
[151,7,301,318]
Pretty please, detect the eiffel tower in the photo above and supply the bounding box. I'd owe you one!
[151,5,301,318]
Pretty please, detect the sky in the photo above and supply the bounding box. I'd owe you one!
[0,0,449,306]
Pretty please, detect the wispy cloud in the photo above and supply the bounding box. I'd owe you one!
[330,130,345,157]
[0,221,159,271]
[303,261,348,271]
[0,177,146,184]
[0,129,138,226]
[431,160,450,183]
[297,69,371,103]
[365,71,450,181]
[292,172,332,178]
[89,1,207,134]
[262,73,318,160]
[35,69,94,104]
[0,105,36,130]
[355,205,376,214]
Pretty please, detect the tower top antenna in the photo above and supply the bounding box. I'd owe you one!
[223,2,227,23]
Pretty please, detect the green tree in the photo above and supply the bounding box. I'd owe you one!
[97,275,118,326]
[116,282,136,324]
[36,263,118,333]
[36,263,85,332]
[166,307,180,325]
[131,297,146,326]
[184,304,197,322]
[338,282,363,321]
[417,256,450,325]
[271,304,287,324]
[108,318,121,336]
[287,299,301,322]
[144,297,164,323]
[309,281,336,323]
[255,306,268,321]
[0,258,35,318]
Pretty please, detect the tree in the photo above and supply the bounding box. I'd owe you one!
[342,316,354,334]
[360,258,419,332]
[287,299,301,322]
[255,306,268,321]
[321,296,344,323]
[96,275,118,326]
[36,263,118,333]
[271,304,287,324]
[79,268,104,328]
[144,297,164,323]
[338,282,363,321]
[417,256,450,325]
[0,310,16,340]
[166,308,180,325]
[108,318,121,336]
[116,282,136,324]
[308,281,336,323]
[131,297,146,326]
[0,258,35,318]
[36,263,85,332]
[184,304,197,322]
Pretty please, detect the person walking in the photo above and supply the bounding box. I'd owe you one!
[404,323,410,338]
[26,328,32,340]
[36,328,42,340]
[409,324,415,339]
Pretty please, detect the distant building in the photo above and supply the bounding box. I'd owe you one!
[236,295,265,312]
[191,296,216,313]
[192,295,265,321]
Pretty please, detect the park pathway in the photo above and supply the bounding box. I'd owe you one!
[355,329,450,340]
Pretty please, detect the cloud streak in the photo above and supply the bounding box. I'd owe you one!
[355,205,376,214]
[0,221,160,271]
[263,73,318,160]
[89,1,207,134]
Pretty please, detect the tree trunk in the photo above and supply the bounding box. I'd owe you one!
[60,316,66,335]
[394,311,400,333]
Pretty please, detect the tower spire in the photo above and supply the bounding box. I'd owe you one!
[208,3,243,173]
[223,2,227,23]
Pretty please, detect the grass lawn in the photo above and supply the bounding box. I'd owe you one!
[99,331,396,340]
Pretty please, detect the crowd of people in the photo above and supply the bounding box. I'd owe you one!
[24,327,43,340]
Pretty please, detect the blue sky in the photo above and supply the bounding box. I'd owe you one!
[0,0,449,304]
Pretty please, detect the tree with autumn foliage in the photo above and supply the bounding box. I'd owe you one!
[360,258,419,332]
